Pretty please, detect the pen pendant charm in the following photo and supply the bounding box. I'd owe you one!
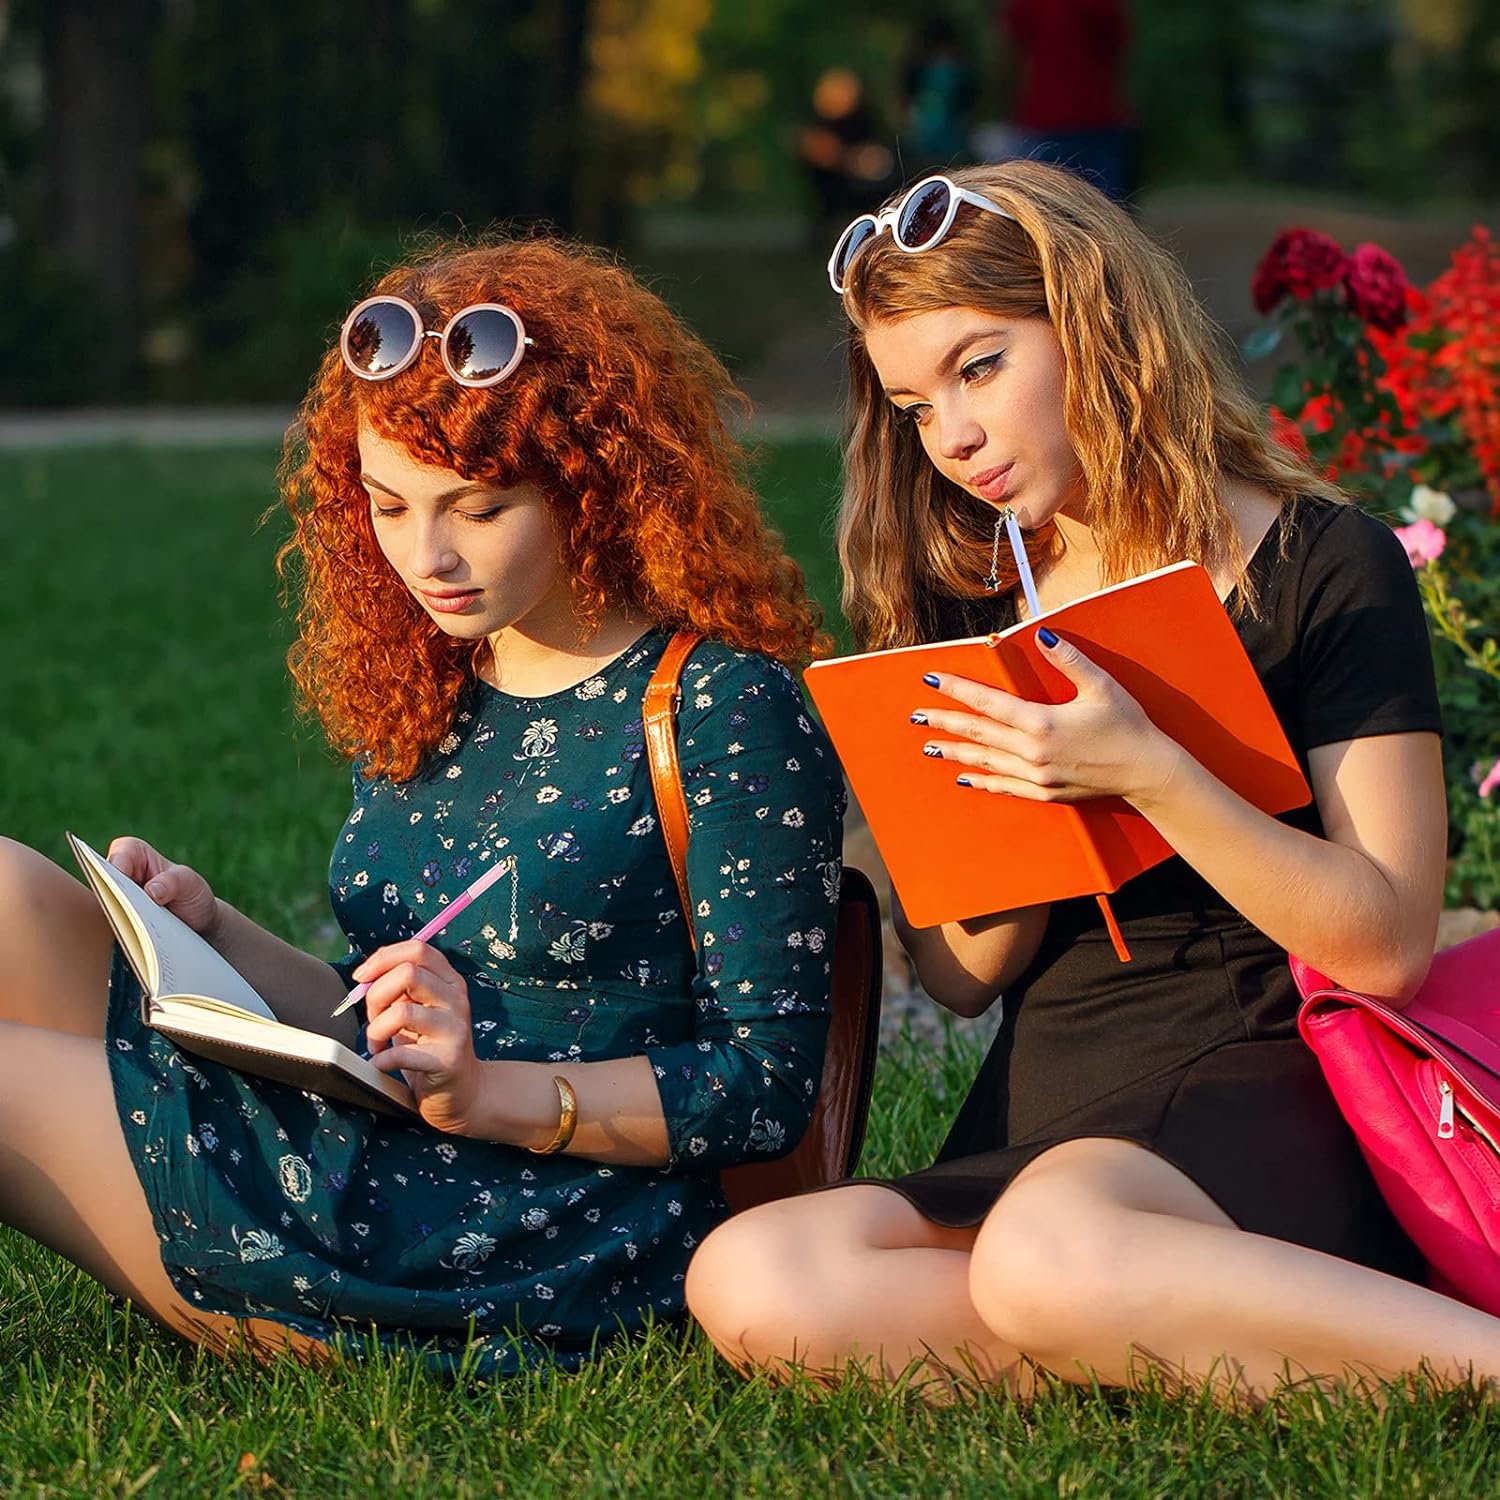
[505,855,520,945]
[984,510,1006,593]
[485,855,522,959]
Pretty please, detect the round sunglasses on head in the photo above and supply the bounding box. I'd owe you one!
[339,295,533,387]
[827,174,1018,294]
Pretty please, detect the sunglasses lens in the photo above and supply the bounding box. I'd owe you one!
[445,307,522,384]
[896,179,954,249]
[831,218,878,290]
[344,299,420,378]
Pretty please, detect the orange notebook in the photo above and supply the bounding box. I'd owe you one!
[803,561,1311,933]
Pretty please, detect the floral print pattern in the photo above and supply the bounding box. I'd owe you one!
[105,629,845,1375]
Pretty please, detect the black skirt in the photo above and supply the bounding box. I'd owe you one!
[868,902,1421,1280]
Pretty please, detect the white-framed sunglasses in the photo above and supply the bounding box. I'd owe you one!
[339,294,533,388]
[827,174,1018,294]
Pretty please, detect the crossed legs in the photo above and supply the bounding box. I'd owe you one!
[0,837,326,1361]
[688,1137,1500,1400]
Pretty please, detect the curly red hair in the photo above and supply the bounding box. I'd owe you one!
[277,236,824,781]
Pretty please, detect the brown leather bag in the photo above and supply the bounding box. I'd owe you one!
[642,629,883,1214]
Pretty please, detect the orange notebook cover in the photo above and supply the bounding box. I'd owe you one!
[803,561,1311,929]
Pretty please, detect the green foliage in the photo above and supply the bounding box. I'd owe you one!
[744,437,847,648]
[0,244,109,406]
[174,215,412,405]
[1448,783,1500,910]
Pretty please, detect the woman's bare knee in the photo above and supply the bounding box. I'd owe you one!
[969,1173,1135,1364]
[687,1199,820,1368]
[688,1184,968,1372]
[970,1144,1232,1367]
[0,837,114,1036]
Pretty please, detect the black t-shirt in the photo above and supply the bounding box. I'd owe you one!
[1238,497,1441,756]
[917,496,1442,930]
[921,496,1440,753]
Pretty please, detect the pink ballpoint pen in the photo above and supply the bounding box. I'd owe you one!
[331,854,516,1017]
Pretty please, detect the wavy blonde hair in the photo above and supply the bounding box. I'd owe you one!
[837,160,1341,650]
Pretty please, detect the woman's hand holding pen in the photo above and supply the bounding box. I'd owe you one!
[107,836,221,939]
[913,631,1183,808]
[360,940,487,1135]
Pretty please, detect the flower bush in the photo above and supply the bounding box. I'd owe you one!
[1250,224,1500,910]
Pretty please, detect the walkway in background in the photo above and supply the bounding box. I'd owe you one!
[0,406,837,450]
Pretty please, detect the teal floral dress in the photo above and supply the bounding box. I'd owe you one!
[106,630,845,1373]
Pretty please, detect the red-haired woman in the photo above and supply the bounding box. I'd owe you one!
[0,238,844,1373]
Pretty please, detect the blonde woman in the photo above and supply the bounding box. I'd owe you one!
[687,162,1500,1399]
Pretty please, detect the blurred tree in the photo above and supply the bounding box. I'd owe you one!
[410,0,590,231]
[1454,0,1500,194]
[2,0,1496,407]
[40,0,156,394]
[585,0,711,209]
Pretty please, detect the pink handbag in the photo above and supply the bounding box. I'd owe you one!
[1294,926,1500,1312]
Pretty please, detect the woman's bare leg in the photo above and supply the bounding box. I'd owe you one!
[0,1019,326,1362]
[0,838,115,1038]
[969,1137,1500,1400]
[686,1183,1030,1393]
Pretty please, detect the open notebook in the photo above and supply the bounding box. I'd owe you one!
[70,834,414,1117]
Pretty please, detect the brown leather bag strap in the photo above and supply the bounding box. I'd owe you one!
[642,629,705,953]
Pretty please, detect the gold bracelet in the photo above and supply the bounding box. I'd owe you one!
[528,1074,579,1155]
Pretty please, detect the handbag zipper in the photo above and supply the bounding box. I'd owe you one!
[1457,1098,1500,1157]
[1432,1075,1500,1157]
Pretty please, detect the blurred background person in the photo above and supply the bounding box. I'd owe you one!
[798,66,896,243]
[897,16,978,176]
[996,0,1137,202]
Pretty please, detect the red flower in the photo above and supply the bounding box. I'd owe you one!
[1343,243,1409,332]
[1251,229,1349,314]
[1298,392,1336,433]
[1267,405,1310,461]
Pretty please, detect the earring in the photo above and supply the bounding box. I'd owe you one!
[983,511,1004,593]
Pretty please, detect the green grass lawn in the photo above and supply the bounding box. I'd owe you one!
[3,444,1500,1497]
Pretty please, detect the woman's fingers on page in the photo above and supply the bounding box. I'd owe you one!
[163,866,216,928]
[106,836,160,884]
[918,672,1038,723]
[113,852,217,932]
[952,764,1068,800]
[920,676,1047,733]
[916,709,1040,761]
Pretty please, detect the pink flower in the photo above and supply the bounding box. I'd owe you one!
[1479,758,1500,799]
[1251,229,1349,314]
[1392,518,1447,567]
[1343,243,1410,332]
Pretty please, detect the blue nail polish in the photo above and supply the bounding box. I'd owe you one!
[910,711,928,725]
[1037,627,1059,648]
[922,744,942,758]
[956,776,972,787]
[922,673,941,687]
